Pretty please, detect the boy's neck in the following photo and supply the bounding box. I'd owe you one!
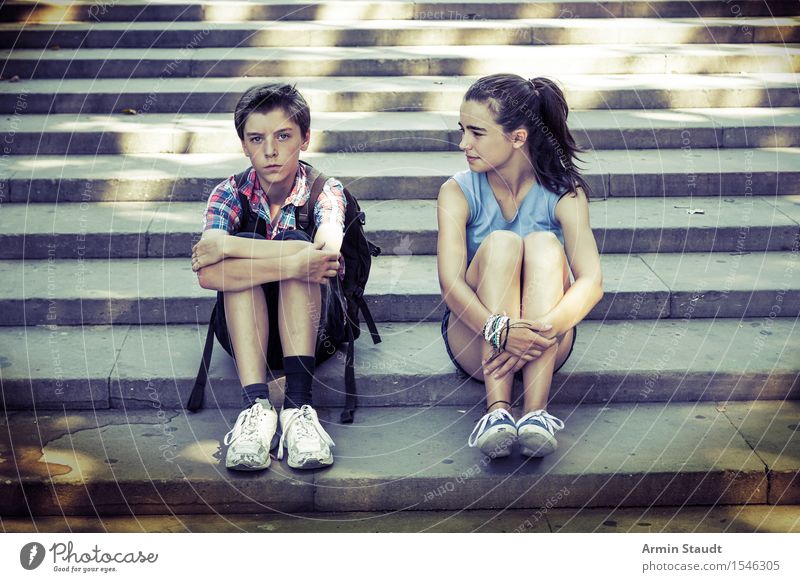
[255,164,298,204]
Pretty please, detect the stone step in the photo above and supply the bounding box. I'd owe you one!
[3,74,798,114]
[1,251,798,326]
[4,44,798,79]
[1,197,797,260]
[1,0,795,24]
[2,318,797,410]
[0,401,795,515]
[3,18,798,49]
[5,505,800,533]
[3,148,798,202]
[6,108,800,156]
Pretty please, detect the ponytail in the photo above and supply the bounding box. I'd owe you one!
[527,77,591,198]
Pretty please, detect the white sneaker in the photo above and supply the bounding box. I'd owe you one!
[223,398,277,471]
[516,409,565,457]
[467,408,517,458]
[278,405,335,469]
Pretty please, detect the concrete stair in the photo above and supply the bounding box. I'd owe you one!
[0,401,797,515]
[0,0,798,521]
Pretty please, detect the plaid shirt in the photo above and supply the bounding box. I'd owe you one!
[202,163,347,277]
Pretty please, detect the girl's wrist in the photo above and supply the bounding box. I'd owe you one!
[482,313,509,350]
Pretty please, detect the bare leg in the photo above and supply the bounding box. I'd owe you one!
[278,277,322,357]
[520,232,573,413]
[224,286,269,386]
[445,230,523,412]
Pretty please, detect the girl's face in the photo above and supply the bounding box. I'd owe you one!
[458,99,518,172]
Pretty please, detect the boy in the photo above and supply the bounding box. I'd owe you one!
[191,83,347,471]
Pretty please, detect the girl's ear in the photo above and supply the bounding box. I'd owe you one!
[511,128,528,149]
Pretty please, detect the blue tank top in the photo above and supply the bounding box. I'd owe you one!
[452,170,566,265]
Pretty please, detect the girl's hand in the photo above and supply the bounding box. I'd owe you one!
[482,319,557,379]
[191,235,226,271]
[502,318,557,357]
[482,351,528,381]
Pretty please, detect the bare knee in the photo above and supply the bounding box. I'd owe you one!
[477,231,523,268]
[523,232,564,271]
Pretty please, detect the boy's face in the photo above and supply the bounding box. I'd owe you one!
[241,107,310,193]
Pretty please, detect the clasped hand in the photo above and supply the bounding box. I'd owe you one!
[482,319,558,380]
[191,237,340,284]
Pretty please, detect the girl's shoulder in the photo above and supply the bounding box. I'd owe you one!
[450,169,482,197]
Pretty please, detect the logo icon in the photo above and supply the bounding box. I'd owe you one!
[20,542,46,570]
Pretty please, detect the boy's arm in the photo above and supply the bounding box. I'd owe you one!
[196,231,340,292]
[192,230,312,267]
[311,178,346,254]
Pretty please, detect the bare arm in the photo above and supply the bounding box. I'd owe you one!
[545,188,604,335]
[437,179,493,335]
[195,230,338,292]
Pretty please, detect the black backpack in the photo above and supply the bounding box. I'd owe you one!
[187,161,382,423]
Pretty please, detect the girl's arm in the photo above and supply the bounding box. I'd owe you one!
[437,179,493,335]
[544,188,604,336]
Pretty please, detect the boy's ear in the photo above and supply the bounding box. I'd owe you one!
[300,130,311,151]
[511,128,528,149]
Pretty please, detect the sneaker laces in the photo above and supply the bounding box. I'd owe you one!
[278,405,335,460]
[467,408,514,448]
[223,403,271,447]
[518,409,565,435]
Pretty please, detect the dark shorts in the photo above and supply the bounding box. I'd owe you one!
[440,308,577,383]
[212,229,344,370]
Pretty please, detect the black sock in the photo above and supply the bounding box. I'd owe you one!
[283,355,315,409]
[242,382,270,410]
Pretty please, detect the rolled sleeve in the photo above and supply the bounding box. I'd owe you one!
[313,177,347,231]
[202,177,241,233]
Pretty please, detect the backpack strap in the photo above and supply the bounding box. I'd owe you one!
[186,167,251,412]
[341,323,357,424]
[298,162,326,233]
[234,168,253,233]
[187,305,216,411]
[354,292,381,345]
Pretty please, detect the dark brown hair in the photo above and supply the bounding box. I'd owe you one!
[464,74,590,198]
[234,83,310,141]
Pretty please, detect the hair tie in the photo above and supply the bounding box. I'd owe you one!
[527,78,540,98]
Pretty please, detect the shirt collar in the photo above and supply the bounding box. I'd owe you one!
[250,163,310,209]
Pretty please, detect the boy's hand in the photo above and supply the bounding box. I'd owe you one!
[191,234,225,271]
[293,240,341,284]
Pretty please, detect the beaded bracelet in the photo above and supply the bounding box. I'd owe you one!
[482,313,509,350]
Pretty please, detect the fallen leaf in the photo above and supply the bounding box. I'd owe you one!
[121,108,138,115]
[687,208,705,214]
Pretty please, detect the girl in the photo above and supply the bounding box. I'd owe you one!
[437,74,603,459]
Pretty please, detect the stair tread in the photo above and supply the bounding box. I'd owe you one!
[0,250,797,325]
[3,73,797,94]
[4,148,799,181]
[0,197,797,258]
[2,251,797,299]
[7,107,800,134]
[2,318,798,409]
[4,17,798,31]
[0,401,795,514]
[2,195,795,233]
[6,43,800,58]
